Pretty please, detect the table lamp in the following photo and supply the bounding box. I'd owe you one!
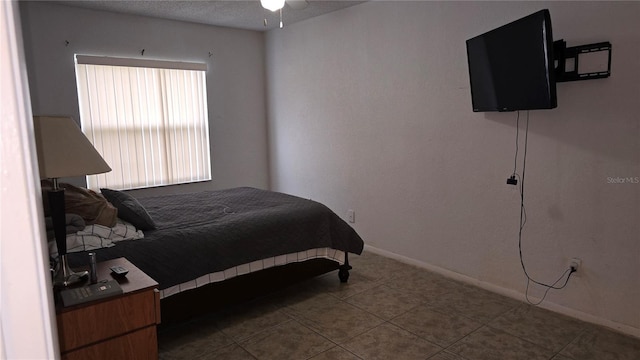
[33,116,111,287]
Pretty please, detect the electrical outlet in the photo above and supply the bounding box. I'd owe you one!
[569,257,582,274]
[347,209,355,223]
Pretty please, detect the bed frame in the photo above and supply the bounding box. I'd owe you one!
[160,254,352,325]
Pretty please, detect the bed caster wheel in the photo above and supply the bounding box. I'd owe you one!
[338,267,351,283]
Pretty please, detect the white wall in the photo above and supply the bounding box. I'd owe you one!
[1,1,58,357]
[20,2,270,196]
[266,1,640,335]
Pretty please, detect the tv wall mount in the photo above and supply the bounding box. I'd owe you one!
[554,40,612,82]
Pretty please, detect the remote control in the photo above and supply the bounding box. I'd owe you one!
[110,266,129,277]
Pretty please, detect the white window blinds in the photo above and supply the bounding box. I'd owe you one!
[74,55,211,190]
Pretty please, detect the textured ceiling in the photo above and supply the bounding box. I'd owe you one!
[54,0,366,31]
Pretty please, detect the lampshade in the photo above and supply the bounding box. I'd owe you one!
[34,115,110,287]
[261,0,285,12]
[33,116,111,179]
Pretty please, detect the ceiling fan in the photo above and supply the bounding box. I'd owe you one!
[261,0,309,28]
[261,0,309,12]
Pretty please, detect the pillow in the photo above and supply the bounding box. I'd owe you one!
[48,219,145,257]
[44,214,86,239]
[41,180,118,227]
[100,188,156,230]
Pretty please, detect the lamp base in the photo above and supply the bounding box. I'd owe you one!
[54,254,88,287]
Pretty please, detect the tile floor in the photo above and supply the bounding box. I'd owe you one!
[158,251,640,360]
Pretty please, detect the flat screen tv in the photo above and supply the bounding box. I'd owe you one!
[466,9,557,112]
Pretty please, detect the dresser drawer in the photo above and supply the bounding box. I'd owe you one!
[57,289,156,352]
[61,325,158,360]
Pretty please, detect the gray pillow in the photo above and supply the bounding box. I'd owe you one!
[100,188,156,230]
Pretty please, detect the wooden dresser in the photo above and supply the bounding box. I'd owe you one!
[56,258,160,360]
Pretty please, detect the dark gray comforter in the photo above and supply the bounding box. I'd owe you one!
[68,187,364,291]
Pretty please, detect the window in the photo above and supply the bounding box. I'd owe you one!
[74,55,211,190]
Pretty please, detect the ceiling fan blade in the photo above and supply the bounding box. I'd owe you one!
[286,0,309,10]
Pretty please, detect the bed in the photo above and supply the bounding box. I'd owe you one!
[66,187,364,321]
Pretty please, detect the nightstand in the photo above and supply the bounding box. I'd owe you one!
[55,258,160,360]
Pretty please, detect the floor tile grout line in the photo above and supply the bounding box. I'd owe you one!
[210,343,260,360]
[445,324,566,359]
[439,323,489,357]
[303,344,366,360]
[289,316,369,360]
[292,299,435,354]
[159,251,640,360]
[326,279,390,301]
[238,288,570,360]
[300,258,518,355]
[483,317,588,355]
[342,294,427,323]
[414,300,491,326]
[551,326,590,360]
[225,317,296,346]
[426,348,476,360]
[296,310,386,346]
[339,282,388,301]
[378,305,475,350]
[483,303,594,355]
[234,318,336,360]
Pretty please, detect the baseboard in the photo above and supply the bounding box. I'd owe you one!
[363,244,640,339]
